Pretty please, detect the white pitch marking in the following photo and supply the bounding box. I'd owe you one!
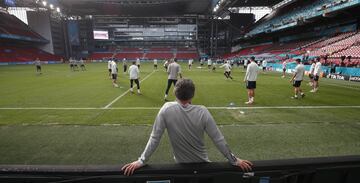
[103,70,156,109]
[0,106,359,110]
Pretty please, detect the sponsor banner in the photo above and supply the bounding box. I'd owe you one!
[327,74,350,81]
[349,76,360,82]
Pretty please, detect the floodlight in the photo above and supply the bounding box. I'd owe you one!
[50,4,54,9]
[56,7,60,12]
[42,1,47,6]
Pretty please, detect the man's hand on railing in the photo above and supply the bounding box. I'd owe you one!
[236,158,253,172]
[121,160,144,176]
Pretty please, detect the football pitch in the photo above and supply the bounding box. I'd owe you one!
[0,62,359,165]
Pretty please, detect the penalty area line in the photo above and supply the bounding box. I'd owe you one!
[103,70,156,109]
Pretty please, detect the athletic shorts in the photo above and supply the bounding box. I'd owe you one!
[112,74,117,80]
[108,69,112,72]
[70,64,73,67]
[244,66,247,69]
[262,67,266,70]
[314,75,319,81]
[283,68,286,72]
[309,74,314,79]
[36,65,41,69]
[293,80,302,87]
[246,81,256,89]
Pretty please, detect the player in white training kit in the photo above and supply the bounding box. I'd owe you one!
[136,58,141,69]
[164,59,182,101]
[153,59,158,70]
[262,60,267,72]
[107,60,112,79]
[290,59,305,99]
[188,59,193,70]
[123,58,128,73]
[128,61,141,94]
[34,57,42,74]
[244,56,259,104]
[79,58,86,71]
[220,61,233,79]
[111,60,119,88]
[308,59,315,86]
[207,58,212,69]
[311,57,322,92]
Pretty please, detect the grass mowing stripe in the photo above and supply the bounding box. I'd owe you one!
[0,105,359,110]
[103,70,156,109]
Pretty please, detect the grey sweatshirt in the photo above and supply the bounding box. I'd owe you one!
[139,102,238,165]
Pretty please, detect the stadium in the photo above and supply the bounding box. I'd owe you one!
[0,0,360,182]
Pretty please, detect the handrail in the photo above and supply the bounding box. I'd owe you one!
[1,155,359,182]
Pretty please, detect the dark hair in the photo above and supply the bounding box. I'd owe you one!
[250,56,255,61]
[174,79,195,101]
[296,58,301,63]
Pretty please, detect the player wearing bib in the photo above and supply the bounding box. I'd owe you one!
[290,59,305,99]
[128,61,141,94]
[244,57,259,104]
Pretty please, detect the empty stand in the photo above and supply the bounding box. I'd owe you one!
[0,46,61,62]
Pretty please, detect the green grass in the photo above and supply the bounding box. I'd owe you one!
[0,62,359,165]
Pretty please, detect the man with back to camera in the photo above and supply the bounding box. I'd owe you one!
[164,58,182,101]
[244,56,259,105]
[311,57,322,92]
[290,59,305,99]
[121,79,253,176]
[128,61,141,94]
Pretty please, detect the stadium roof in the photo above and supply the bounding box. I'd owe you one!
[58,0,212,16]
[231,0,284,7]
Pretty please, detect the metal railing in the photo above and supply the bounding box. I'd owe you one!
[1,155,359,183]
